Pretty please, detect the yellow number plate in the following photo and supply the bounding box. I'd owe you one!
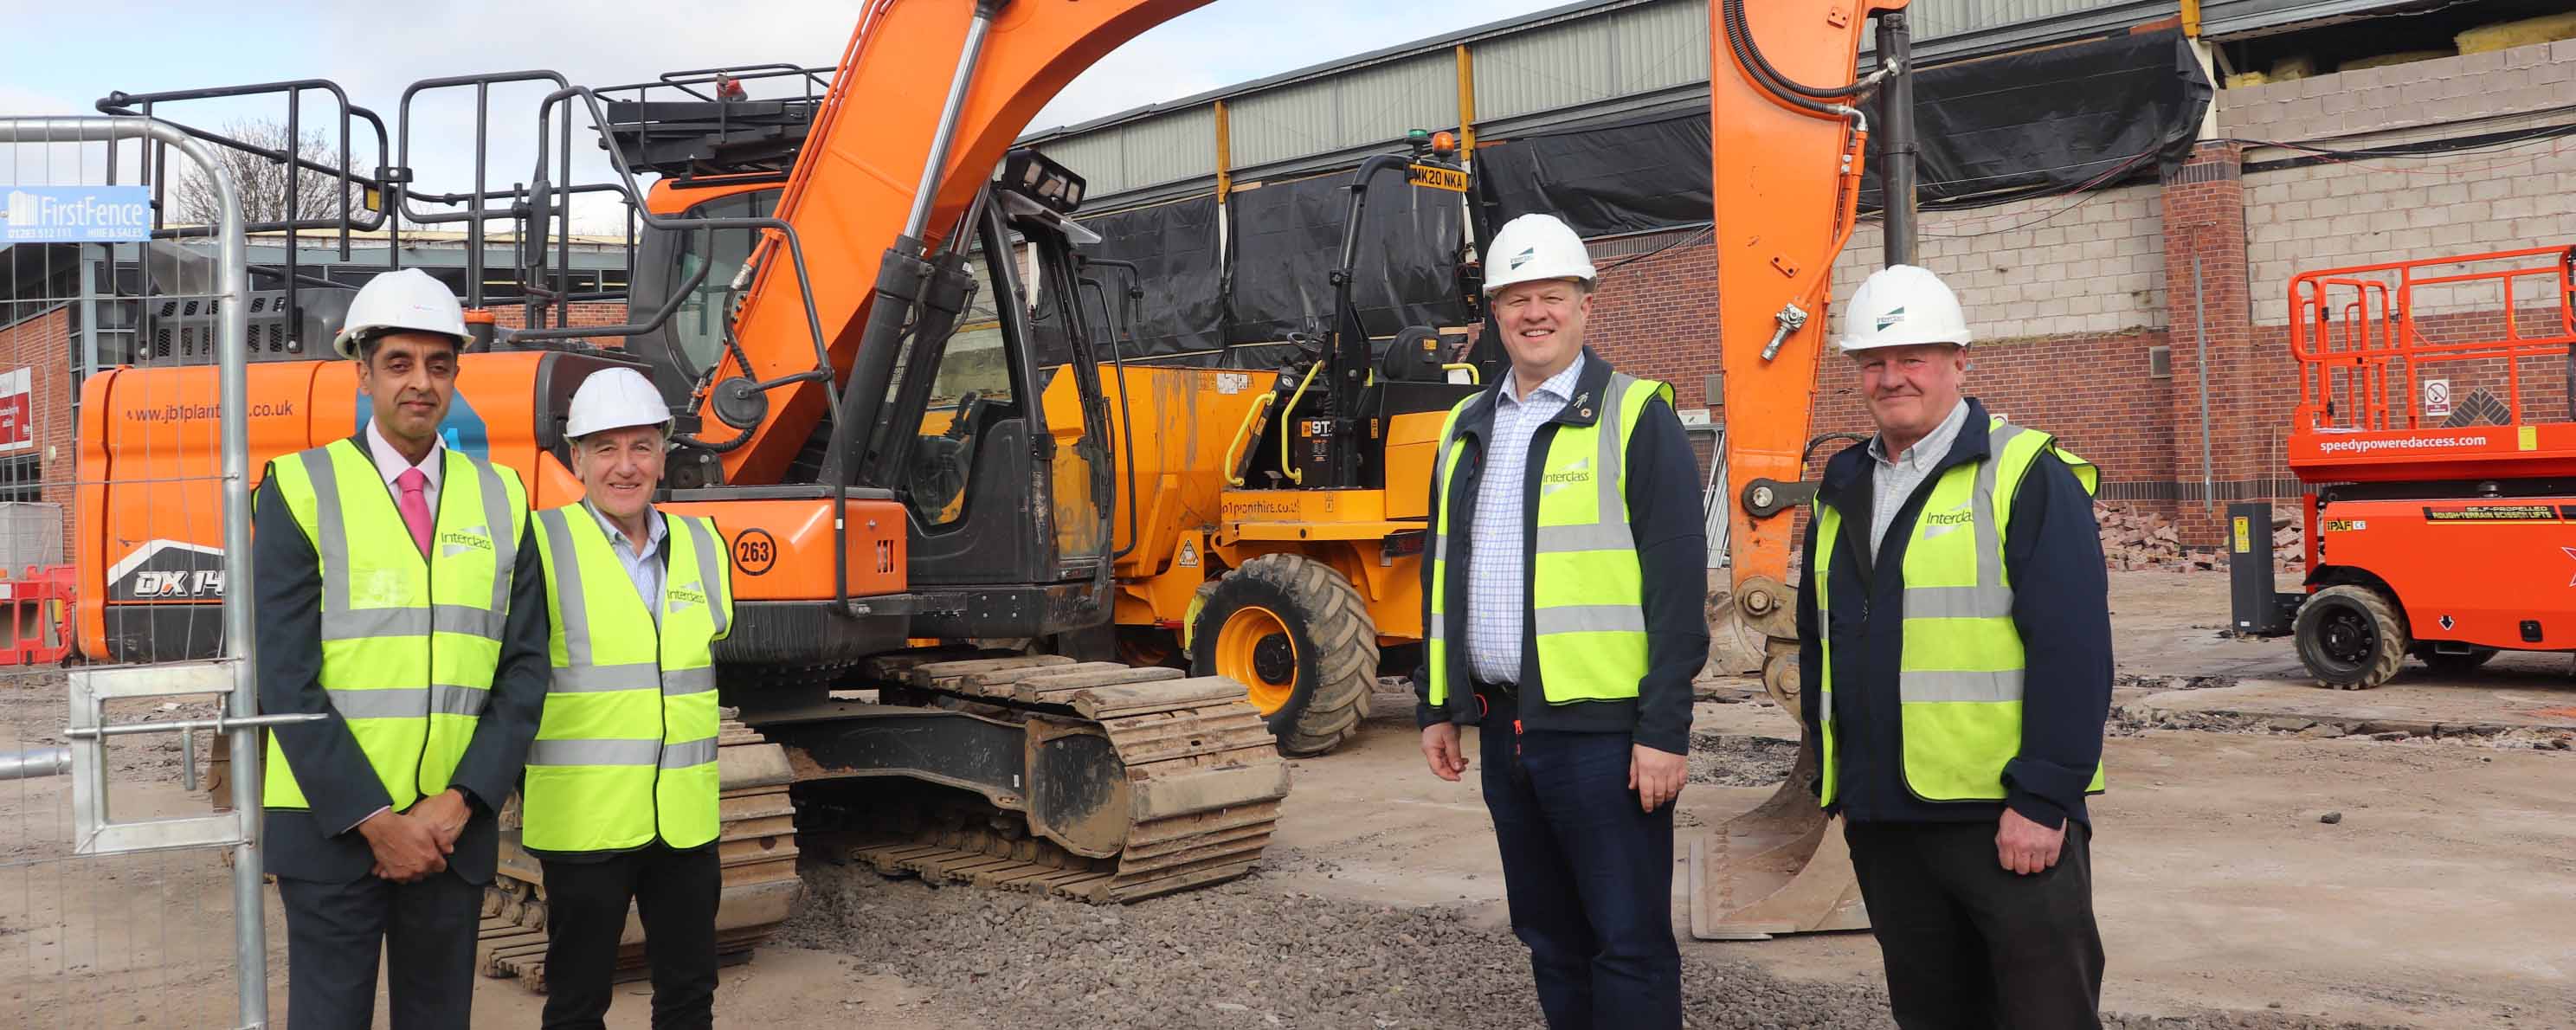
[1407,164,1469,192]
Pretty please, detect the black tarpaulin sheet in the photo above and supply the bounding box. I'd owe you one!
[1072,194,1225,357]
[1224,168,1468,346]
[1856,28,2212,209]
[1469,29,2211,235]
[1472,113,1715,238]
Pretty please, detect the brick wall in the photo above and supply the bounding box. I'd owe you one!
[0,307,79,560]
[490,302,635,350]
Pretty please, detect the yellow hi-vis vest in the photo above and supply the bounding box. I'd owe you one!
[522,505,734,853]
[1425,371,1672,708]
[262,439,528,811]
[1813,415,2105,807]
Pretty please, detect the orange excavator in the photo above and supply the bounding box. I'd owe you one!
[75,0,1915,968]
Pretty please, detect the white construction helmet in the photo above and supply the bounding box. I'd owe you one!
[332,267,470,358]
[1838,264,1973,351]
[1481,213,1596,296]
[565,367,671,439]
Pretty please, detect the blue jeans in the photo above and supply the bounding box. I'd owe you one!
[1479,702,1683,1029]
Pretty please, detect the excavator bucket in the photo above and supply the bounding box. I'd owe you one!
[1688,608,1869,940]
[1687,744,1868,940]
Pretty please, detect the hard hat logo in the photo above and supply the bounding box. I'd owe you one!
[1839,265,1972,352]
[1483,213,1596,296]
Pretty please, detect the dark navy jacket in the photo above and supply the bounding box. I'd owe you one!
[1794,396,2112,829]
[1410,349,1707,755]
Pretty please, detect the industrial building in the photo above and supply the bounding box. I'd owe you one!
[1022,0,2576,545]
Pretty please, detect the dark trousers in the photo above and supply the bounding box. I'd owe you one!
[1845,820,2107,1030]
[538,842,722,1030]
[1478,700,1683,1029]
[275,870,481,1030]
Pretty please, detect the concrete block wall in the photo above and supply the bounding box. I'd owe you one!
[2225,38,2576,327]
[1831,182,2167,343]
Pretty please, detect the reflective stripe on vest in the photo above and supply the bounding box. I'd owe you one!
[1426,371,1672,706]
[262,439,526,812]
[1813,415,2104,806]
[521,506,735,853]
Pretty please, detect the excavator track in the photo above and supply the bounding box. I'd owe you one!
[838,651,1288,904]
[474,718,802,990]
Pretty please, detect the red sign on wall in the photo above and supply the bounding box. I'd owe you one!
[0,367,29,452]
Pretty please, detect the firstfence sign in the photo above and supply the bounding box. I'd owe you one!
[0,186,153,242]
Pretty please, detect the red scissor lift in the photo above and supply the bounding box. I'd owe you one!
[2235,244,2576,688]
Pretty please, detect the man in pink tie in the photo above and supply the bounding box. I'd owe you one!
[252,268,549,1028]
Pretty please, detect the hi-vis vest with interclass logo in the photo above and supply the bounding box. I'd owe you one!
[1813,415,2106,806]
[1426,371,1672,707]
[262,439,528,812]
[522,505,734,853]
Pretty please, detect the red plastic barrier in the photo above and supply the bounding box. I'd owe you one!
[0,564,76,666]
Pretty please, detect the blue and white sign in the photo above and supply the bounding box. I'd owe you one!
[1,186,154,242]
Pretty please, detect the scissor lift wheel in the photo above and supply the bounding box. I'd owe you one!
[2294,583,2409,690]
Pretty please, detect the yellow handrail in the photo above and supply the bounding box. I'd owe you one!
[1278,363,1323,486]
[1441,363,1481,385]
[1224,392,1277,487]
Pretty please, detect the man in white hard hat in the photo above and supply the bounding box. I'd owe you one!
[521,365,734,1030]
[1794,264,2113,1027]
[1414,212,1704,1027]
[254,266,549,1027]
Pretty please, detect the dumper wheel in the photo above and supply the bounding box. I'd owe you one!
[2412,644,2497,676]
[1190,553,1377,756]
[2294,583,2408,690]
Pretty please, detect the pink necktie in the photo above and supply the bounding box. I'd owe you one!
[396,467,432,557]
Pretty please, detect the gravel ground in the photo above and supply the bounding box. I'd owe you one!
[1687,731,1798,787]
[778,862,2402,1030]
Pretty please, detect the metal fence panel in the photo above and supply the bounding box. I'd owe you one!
[2,114,283,1029]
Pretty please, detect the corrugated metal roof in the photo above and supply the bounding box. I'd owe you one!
[1034,0,2174,209]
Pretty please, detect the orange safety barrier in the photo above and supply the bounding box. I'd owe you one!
[0,564,77,666]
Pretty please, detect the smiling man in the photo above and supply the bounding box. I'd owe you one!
[254,267,547,1028]
[1796,264,2115,1028]
[1414,212,1705,1028]
[523,366,735,1030]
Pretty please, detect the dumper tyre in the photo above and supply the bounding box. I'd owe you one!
[1189,553,1377,756]
[2294,583,2408,690]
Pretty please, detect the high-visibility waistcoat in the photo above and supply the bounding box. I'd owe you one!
[1426,371,1672,707]
[1813,415,2106,806]
[522,505,734,853]
[262,439,528,811]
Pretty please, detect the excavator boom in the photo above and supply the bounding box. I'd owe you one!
[715,0,1214,484]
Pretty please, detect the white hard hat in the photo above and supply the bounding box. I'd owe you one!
[1838,264,1973,351]
[565,367,671,439]
[1481,213,1596,296]
[332,267,470,359]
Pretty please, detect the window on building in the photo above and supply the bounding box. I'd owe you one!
[0,456,40,503]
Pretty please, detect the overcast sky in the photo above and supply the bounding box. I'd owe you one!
[2,0,1570,233]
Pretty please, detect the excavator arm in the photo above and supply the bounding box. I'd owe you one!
[1694,0,1916,939]
[710,0,1216,485]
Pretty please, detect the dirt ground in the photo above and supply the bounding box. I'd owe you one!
[6,570,2573,1027]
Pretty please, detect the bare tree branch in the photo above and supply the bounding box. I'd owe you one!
[168,119,366,229]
